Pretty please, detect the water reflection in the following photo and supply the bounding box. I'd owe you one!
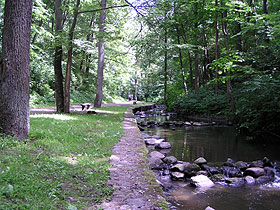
[145,126,280,163]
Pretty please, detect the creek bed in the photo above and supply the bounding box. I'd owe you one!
[141,120,280,210]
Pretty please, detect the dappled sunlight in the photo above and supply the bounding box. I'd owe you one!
[31,114,78,121]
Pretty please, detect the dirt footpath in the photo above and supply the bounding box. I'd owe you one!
[98,107,168,210]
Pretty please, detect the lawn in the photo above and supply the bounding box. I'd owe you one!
[0,106,130,210]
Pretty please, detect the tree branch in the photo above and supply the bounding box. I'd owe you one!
[78,4,129,14]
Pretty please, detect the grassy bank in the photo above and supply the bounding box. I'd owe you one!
[0,106,130,210]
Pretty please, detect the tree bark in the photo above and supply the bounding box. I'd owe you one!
[215,0,219,94]
[194,48,199,91]
[64,0,80,113]
[0,0,33,139]
[164,28,168,107]
[54,0,65,113]
[263,0,268,14]
[94,0,107,108]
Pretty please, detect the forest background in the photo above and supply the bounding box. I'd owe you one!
[0,0,279,139]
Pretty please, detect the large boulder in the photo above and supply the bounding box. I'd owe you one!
[255,176,272,184]
[235,161,249,171]
[184,163,201,177]
[163,156,177,165]
[194,157,207,165]
[155,142,171,149]
[149,151,165,159]
[244,167,265,178]
[244,176,255,185]
[170,164,185,172]
[149,157,166,170]
[190,175,215,188]
[171,172,185,180]
[250,160,264,168]
[202,165,220,175]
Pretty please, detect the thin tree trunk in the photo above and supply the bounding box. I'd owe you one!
[176,27,187,94]
[94,0,107,108]
[215,0,219,94]
[64,0,80,113]
[194,49,199,91]
[221,0,236,112]
[32,20,43,44]
[263,0,268,14]
[188,51,194,90]
[0,0,33,139]
[164,28,168,107]
[54,0,65,113]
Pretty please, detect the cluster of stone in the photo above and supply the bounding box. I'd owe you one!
[138,119,214,130]
[148,149,279,188]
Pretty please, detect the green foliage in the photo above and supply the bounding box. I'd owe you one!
[169,89,232,117]
[0,106,128,209]
[234,77,280,138]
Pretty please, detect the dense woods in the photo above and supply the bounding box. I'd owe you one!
[0,0,279,139]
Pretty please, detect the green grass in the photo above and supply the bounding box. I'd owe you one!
[0,106,130,210]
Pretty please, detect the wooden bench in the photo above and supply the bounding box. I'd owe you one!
[80,103,91,111]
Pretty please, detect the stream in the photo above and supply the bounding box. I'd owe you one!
[135,110,280,210]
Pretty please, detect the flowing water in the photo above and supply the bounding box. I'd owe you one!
[143,125,280,210]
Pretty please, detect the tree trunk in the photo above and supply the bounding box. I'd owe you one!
[64,0,80,113]
[164,28,168,107]
[263,0,268,14]
[54,0,65,113]
[188,51,194,90]
[94,0,107,108]
[221,0,236,113]
[32,20,43,44]
[0,0,33,139]
[176,27,187,95]
[215,0,219,94]
[194,48,199,91]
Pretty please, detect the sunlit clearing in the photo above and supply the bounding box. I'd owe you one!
[60,156,79,165]
[31,114,78,121]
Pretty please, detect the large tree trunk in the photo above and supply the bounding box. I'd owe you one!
[54,0,65,113]
[0,0,33,140]
[94,0,107,108]
[64,0,80,113]
[221,0,236,113]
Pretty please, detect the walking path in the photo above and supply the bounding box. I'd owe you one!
[99,107,167,210]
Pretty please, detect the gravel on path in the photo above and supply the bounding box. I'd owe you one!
[98,107,168,210]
